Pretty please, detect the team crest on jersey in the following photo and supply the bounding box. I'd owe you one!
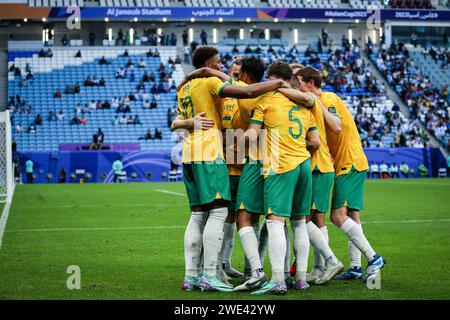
[328,106,337,114]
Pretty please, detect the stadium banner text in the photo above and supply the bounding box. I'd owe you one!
[1,5,449,21]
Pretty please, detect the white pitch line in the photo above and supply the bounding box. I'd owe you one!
[0,200,13,248]
[154,189,186,197]
[4,218,450,233]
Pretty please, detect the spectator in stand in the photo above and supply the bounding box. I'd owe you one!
[400,161,410,178]
[89,133,102,150]
[150,98,158,109]
[75,50,82,58]
[200,30,208,45]
[46,48,53,58]
[74,83,80,93]
[154,128,162,140]
[370,161,380,179]
[182,29,188,46]
[116,67,126,79]
[380,161,389,179]
[54,89,62,98]
[138,59,146,68]
[139,129,154,141]
[70,114,81,125]
[56,110,65,121]
[28,123,36,133]
[96,128,105,144]
[35,114,42,125]
[99,56,110,65]
[133,115,141,125]
[389,163,399,178]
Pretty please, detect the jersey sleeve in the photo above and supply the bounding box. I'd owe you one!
[176,96,185,120]
[331,95,346,118]
[208,77,232,97]
[307,111,317,132]
[250,99,265,125]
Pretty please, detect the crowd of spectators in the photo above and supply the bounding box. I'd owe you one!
[374,40,449,150]
[388,0,433,9]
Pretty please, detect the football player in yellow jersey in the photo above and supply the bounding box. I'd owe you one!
[281,66,344,286]
[294,67,386,285]
[244,62,321,295]
[173,47,289,293]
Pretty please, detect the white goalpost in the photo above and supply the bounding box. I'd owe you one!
[0,110,14,204]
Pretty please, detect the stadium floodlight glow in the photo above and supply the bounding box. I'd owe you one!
[190,17,195,23]
[355,19,360,24]
[348,29,353,45]
[372,29,377,44]
[213,28,217,43]
[294,28,298,44]
[133,17,138,22]
[108,28,112,42]
[105,17,109,22]
[163,17,167,22]
[301,18,306,23]
[265,28,270,40]
[218,17,223,22]
[274,18,278,23]
[246,18,251,23]
[23,18,27,22]
[239,28,244,40]
[329,18,333,23]
[42,17,46,22]
[130,28,134,44]
[379,27,383,38]
[188,28,193,43]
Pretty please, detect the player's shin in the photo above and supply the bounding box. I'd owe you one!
[340,218,376,261]
[238,226,265,277]
[291,219,309,282]
[184,211,208,278]
[266,220,286,283]
[203,207,228,277]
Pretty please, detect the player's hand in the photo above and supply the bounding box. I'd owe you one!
[192,112,214,130]
[279,80,291,89]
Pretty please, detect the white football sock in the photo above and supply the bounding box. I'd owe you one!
[307,222,338,267]
[244,222,260,276]
[291,219,309,282]
[348,223,362,268]
[221,222,235,268]
[184,211,208,278]
[284,223,291,279]
[340,218,376,262]
[266,220,286,283]
[203,207,228,277]
[238,226,265,278]
[309,223,324,271]
[258,219,269,265]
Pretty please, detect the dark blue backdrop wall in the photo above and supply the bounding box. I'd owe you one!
[13,147,447,184]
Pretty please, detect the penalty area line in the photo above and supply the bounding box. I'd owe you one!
[4,218,450,233]
[154,189,186,197]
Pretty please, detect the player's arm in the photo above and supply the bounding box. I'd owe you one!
[170,112,214,131]
[306,129,320,152]
[277,89,315,109]
[177,68,231,92]
[220,79,288,99]
[243,122,262,145]
[320,98,342,134]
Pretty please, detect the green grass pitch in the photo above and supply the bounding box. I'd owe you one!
[0,178,449,300]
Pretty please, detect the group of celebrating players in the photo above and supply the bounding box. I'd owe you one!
[171,45,386,295]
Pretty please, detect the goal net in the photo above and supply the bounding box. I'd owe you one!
[0,111,14,203]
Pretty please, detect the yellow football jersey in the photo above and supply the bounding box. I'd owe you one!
[310,93,334,173]
[320,92,369,176]
[177,77,230,163]
[251,91,316,176]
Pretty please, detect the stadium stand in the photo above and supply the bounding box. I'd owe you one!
[388,0,434,9]
[220,42,426,148]
[7,47,184,152]
[371,42,449,150]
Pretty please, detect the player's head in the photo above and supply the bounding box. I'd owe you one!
[239,56,265,85]
[192,46,223,71]
[229,58,243,81]
[295,66,322,93]
[267,61,293,82]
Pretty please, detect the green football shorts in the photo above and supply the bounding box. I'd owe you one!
[183,160,231,209]
[332,166,368,211]
[235,160,264,215]
[264,159,312,218]
[311,170,334,213]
